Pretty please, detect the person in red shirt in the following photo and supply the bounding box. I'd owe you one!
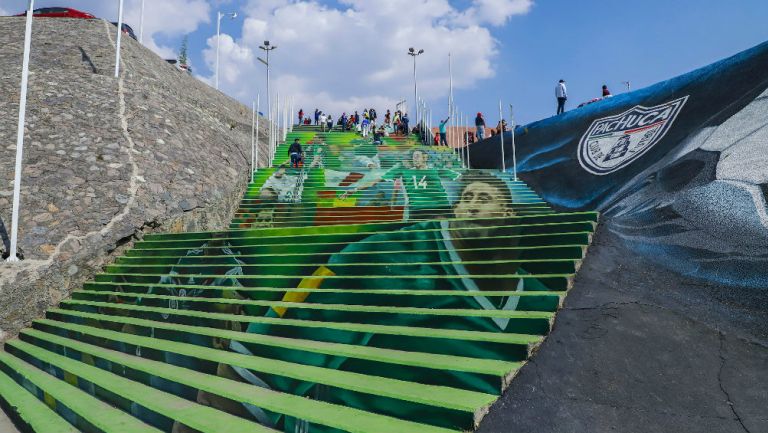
[602,85,612,97]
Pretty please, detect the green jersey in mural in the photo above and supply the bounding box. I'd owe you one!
[235,219,546,432]
[381,167,461,210]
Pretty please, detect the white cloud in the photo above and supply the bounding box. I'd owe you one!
[207,0,532,116]
[0,7,10,16]
[122,0,211,58]
[0,0,210,59]
[456,0,534,27]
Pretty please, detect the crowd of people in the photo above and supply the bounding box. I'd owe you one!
[291,79,618,155]
[297,107,415,137]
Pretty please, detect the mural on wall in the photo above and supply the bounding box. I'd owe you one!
[469,39,768,290]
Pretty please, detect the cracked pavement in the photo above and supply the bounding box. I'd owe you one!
[477,223,768,433]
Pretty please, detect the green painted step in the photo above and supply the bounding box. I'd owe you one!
[0,368,80,433]
[71,291,555,322]
[104,258,579,276]
[94,272,573,293]
[9,333,465,432]
[126,233,593,256]
[82,284,563,313]
[40,310,524,392]
[117,244,587,262]
[57,300,542,356]
[140,213,598,241]
[0,351,164,433]
[23,323,498,428]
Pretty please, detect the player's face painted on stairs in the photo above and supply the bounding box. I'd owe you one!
[452,181,513,239]
[412,151,428,169]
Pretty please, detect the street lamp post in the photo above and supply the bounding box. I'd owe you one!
[258,41,277,165]
[139,0,145,43]
[255,94,260,175]
[215,11,238,90]
[6,0,35,263]
[114,0,124,78]
[407,47,424,127]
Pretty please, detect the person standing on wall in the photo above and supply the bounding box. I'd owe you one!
[474,112,486,141]
[556,79,568,115]
[298,108,304,125]
[438,116,450,146]
[319,112,328,132]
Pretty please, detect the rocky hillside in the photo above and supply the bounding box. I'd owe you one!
[0,17,270,339]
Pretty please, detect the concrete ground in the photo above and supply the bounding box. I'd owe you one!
[477,223,768,433]
[1,410,20,433]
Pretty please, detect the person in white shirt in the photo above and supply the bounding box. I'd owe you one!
[556,79,568,115]
[319,112,328,132]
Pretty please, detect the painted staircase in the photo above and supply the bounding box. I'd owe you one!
[0,124,597,433]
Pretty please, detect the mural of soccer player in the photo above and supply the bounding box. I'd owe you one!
[93,234,251,432]
[229,173,549,431]
[340,149,462,219]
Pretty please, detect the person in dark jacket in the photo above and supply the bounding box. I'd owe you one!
[288,139,303,168]
[475,112,486,140]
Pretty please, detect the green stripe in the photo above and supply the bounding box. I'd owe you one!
[0,368,80,433]
[117,244,586,261]
[128,232,592,254]
[142,212,598,240]
[0,351,164,433]
[84,282,566,298]
[58,300,543,345]
[25,325,497,411]
[9,336,459,433]
[43,310,521,375]
[73,291,555,320]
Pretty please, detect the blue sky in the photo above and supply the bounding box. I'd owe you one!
[2,0,768,125]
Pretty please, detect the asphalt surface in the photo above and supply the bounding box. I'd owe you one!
[477,222,768,433]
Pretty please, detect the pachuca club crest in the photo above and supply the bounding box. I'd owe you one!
[578,96,689,175]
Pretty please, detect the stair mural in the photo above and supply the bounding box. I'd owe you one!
[0,124,597,433]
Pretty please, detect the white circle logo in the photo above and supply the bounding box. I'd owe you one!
[578,96,688,175]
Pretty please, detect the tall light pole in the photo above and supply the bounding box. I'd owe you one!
[7,1,35,262]
[258,41,277,163]
[407,47,424,126]
[215,11,238,90]
[139,0,145,43]
[114,0,124,78]
[255,94,260,176]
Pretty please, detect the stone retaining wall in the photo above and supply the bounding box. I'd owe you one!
[0,18,270,340]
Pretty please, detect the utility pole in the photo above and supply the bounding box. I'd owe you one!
[215,11,238,90]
